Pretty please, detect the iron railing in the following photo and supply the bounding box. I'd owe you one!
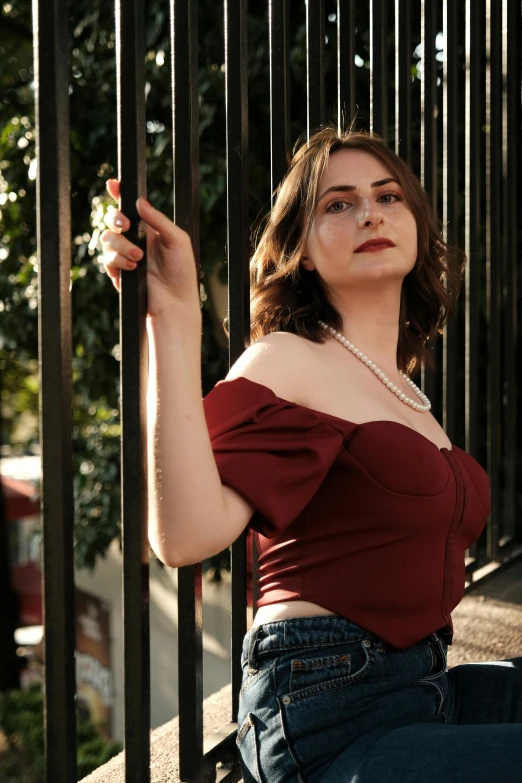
[32,1,521,781]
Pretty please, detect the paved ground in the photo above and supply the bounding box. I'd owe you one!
[448,557,522,667]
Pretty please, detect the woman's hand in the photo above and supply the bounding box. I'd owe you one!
[99,179,201,318]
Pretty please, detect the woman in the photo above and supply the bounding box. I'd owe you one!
[99,127,522,782]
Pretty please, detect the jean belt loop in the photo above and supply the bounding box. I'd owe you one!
[247,624,263,673]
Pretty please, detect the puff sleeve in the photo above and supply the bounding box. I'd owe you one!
[202,376,348,537]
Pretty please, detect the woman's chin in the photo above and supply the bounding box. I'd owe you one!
[351,261,408,283]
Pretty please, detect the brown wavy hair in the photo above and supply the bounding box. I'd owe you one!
[223,124,466,375]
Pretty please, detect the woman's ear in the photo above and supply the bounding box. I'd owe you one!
[301,255,315,272]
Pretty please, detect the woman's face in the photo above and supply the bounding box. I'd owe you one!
[301,148,418,292]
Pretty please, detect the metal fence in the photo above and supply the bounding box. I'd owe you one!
[33,0,521,781]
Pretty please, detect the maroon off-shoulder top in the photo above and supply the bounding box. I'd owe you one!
[202,376,490,649]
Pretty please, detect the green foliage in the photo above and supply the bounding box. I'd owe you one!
[0,683,122,782]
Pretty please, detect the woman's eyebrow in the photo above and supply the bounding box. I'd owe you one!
[316,177,400,204]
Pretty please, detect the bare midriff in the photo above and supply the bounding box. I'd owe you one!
[252,600,337,627]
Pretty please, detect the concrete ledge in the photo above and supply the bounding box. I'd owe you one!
[80,560,522,783]
[80,683,237,783]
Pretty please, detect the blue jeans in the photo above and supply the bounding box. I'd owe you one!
[237,616,522,782]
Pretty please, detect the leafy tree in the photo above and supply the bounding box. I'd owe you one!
[0,683,122,782]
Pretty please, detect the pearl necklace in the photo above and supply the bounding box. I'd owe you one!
[318,320,431,412]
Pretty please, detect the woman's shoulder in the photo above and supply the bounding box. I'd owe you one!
[223,331,314,406]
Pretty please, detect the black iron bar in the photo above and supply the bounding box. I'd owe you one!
[394,0,412,165]
[369,0,388,140]
[337,0,356,131]
[464,0,483,462]
[224,0,250,726]
[269,0,290,204]
[306,0,326,138]
[419,0,440,418]
[170,1,203,780]
[34,0,77,779]
[501,0,521,546]
[177,565,204,781]
[485,0,503,561]
[464,0,485,566]
[441,0,459,444]
[116,0,150,780]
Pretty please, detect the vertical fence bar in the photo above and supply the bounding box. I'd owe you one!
[464,0,482,463]
[370,0,388,140]
[395,0,412,165]
[269,0,290,203]
[464,0,484,566]
[485,0,503,560]
[306,0,326,138]
[225,0,250,725]
[501,0,521,547]
[266,0,291,613]
[33,0,77,779]
[115,0,150,780]
[442,0,459,444]
[337,0,356,131]
[420,0,439,415]
[170,1,203,779]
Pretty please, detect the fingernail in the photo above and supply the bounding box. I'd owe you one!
[114,217,124,228]
[140,197,151,208]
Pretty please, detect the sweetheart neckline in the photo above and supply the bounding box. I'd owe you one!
[220,376,455,454]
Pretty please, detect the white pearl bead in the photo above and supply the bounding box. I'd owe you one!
[318,322,431,412]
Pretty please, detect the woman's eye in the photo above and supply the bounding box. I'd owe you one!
[326,192,401,213]
[380,192,401,204]
[327,200,349,212]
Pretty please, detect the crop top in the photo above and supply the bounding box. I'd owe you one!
[202,376,491,649]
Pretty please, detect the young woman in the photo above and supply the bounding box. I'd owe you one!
[99,127,522,783]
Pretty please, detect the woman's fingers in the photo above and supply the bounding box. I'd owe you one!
[103,248,138,270]
[106,179,120,201]
[100,227,143,261]
[102,250,138,291]
[136,197,191,251]
[104,207,130,235]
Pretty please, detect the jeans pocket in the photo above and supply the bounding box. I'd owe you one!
[289,652,352,693]
[282,639,375,702]
[236,713,263,783]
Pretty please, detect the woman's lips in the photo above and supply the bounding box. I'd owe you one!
[357,244,393,253]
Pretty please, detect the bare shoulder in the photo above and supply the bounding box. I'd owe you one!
[224,331,314,404]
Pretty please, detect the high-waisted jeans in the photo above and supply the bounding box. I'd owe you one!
[237,615,522,783]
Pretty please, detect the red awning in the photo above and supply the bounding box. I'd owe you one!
[1,474,40,520]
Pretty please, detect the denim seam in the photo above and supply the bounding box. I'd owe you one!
[281,648,375,702]
[291,653,352,670]
[289,655,352,693]
[426,642,436,675]
[254,637,368,659]
[417,677,445,714]
[241,660,277,695]
[236,713,253,747]
[277,697,308,783]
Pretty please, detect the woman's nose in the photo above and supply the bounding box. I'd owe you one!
[357,199,384,226]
